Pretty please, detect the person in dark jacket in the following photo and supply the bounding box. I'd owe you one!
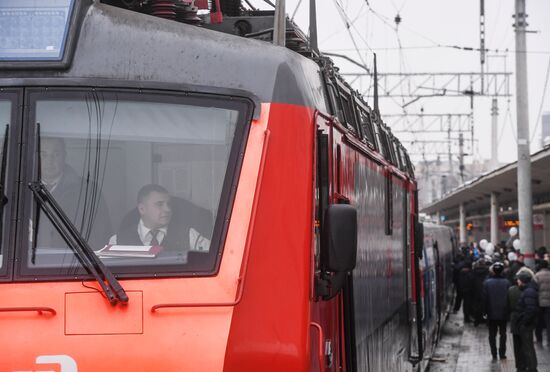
[535,260,550,345]
[109,184,212,258]
[472,258,490,326]
[482,262,511,360]
[38,137,112,250]
[509,255,525,282]
[509,283,523,371]
[510,272,539,372]
[453,253,466,312]
[458,259,474,323]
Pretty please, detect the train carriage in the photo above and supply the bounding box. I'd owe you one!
[417,222,456,369]
[0,1,450,371]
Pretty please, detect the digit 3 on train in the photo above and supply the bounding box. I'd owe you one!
[0,0,454,371]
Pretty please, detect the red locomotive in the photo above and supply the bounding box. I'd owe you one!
[0,1,454,370]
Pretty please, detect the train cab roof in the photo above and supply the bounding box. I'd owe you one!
[0,0,327,115]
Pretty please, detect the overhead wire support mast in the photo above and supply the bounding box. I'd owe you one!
[273,0,285,46]
[480,0,486,94]
[514,0,534,268]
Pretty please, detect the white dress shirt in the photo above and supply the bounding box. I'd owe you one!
[109,219,167,245]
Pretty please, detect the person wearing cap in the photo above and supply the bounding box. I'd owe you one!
[482,262,511,361]
[535,260,550,345]
[507,251,524,283]
[510,271,539,372]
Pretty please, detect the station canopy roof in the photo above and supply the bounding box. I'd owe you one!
[422,146,550,216]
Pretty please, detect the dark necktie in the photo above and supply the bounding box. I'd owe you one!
[150,229,160,246]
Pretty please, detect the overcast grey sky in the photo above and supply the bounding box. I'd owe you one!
[248,0,550,165]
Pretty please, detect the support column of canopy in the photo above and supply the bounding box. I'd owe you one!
[459,203,466,245]
[491,193,499,245]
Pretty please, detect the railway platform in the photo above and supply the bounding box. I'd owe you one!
[428,312,550,372]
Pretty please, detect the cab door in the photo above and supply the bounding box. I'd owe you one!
[310,112,346,372]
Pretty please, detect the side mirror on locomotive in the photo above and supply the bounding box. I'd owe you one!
[323,204,358,272]
[318,204,358,300]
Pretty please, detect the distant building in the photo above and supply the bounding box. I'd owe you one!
[416,158,460,208]
[416,157,492,208]
[543,112,550,147]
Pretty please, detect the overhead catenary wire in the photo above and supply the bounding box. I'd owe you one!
[323,45,550,55]
[331,0,411,111]
[290,0,303,21]
[320,2,367,44]
[530,57,550,143]
[392,8,410,114]
[243,0,258,11]
[505,98,517,144]
[361,0,550,56]
[332,0,373,61]
[487,0,503,48]
[390,0,407,14]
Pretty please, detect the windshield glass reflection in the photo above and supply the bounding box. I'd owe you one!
[28,91,244,275]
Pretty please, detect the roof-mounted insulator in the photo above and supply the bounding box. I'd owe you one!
[209,0,224,24]
[151,0,177,20]
[394,13,401,26]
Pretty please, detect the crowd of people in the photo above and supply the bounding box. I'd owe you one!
[453,241,550,372]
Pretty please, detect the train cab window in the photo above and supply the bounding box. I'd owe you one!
[397,144,408,173]
[372,119,386,158]
[391,139,403,169]
[324,81,341,119]
[333,81,360,135]
[378,126,393,163]
[339,93,359,134]
[19,89,251,278]
[0,100,10,124]
[404,151,415,177]
[355,101,377,150]
[384,130,398,166]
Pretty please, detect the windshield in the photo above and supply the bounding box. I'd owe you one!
[21,89,250,277]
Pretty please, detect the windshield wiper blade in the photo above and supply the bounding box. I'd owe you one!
[29,182,128,305]
[29,124,127,305]
[0,124,9,250]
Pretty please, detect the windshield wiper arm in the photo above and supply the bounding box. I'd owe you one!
[29,182,128,305]
[0,125,9,249]
[29,124,127,305]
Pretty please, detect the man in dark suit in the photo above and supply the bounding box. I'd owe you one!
[37,137,112,250]
[109,184,211,258]
[482,262,511,361]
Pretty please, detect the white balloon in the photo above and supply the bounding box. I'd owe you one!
[485,243,494,256]
[509,227,518,237]
[479,239,488,250]
[512,239,520,250]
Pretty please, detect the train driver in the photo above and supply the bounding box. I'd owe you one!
[108,184,211,255]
